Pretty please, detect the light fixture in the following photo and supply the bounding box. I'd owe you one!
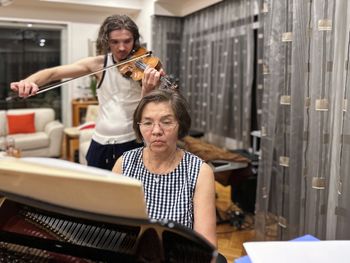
[0,0,14,7]
[39,38,46,47]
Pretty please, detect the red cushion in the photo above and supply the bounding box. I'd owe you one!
[7,112,36,135]
[78,121,96,130]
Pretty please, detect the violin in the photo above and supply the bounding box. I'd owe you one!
[118,47,178,90]
[6,48,178,101]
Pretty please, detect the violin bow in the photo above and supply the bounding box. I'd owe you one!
[6,51,152,101]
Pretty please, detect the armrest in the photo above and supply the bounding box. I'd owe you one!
[79,128,94,143]
[79,129,94,165]
[44,120,64,157]
[45,120,64,136]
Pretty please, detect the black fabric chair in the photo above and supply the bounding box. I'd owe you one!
[217,252,228,263]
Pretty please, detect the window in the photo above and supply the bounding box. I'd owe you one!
[0,21,64,120]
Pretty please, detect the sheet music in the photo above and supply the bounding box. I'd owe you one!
[244,240,350,263]
[0,157,148,219]
[21,157,120,179]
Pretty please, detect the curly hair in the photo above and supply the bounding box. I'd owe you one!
[133,89,191,142]
[96,14,141,55]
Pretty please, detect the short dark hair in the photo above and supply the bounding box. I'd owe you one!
[133,89,191,142]
[96,14,141,55]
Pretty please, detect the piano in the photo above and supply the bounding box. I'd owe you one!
[0,157,217,262]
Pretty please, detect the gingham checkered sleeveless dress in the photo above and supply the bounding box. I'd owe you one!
[122,147,202,229]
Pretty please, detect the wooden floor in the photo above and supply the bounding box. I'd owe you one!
[215,182,256,263]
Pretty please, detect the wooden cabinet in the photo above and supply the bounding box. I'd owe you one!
[71,99,98,126]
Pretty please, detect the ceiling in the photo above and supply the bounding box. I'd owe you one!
[2,0,142,15]
[38,0,142,14]
[1,0,223,16]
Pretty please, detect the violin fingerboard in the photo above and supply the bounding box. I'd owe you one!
[160,75,179,90]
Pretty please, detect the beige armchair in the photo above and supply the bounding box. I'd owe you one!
[78,105,98,165]
[0,108,64,157]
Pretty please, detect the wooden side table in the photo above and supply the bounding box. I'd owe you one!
[72,99,98,126]
[63,127,80,162]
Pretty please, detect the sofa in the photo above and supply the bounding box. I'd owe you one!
[0,108,64,158]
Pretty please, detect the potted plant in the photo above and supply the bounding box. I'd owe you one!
[90,76,97,99]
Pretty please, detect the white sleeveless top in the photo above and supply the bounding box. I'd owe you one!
[93,53,142,144]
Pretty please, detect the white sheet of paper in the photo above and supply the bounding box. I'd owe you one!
[0,157,148,219]
[244,240,350,263]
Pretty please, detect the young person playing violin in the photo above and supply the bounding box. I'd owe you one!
[10,14,164,170]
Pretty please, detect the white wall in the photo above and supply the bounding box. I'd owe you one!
[135,0,156,49]
[63,22,100,127]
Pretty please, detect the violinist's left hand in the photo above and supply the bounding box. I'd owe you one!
[141,65,165,96]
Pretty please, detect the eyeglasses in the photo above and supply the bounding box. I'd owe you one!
[138,120,177,131]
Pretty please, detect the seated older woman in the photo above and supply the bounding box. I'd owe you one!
[112,89,217,248]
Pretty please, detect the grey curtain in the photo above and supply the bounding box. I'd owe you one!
[152,15,183,82]
[256,0,350,240]
[152,0,256,148]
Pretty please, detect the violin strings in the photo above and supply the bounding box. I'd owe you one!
[135,60,147,71]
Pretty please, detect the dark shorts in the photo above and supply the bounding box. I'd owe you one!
[86,139,143,171]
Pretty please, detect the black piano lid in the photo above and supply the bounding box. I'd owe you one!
[0,191,217,263]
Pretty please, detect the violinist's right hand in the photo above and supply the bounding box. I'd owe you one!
[10,80,39,98]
